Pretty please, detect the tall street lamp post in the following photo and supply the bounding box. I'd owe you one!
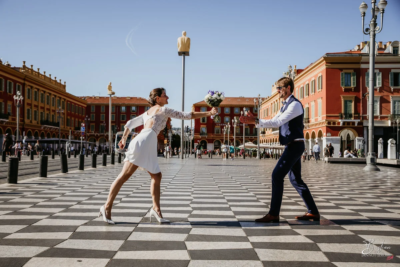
[84,115,90,153]
[227,124,230,159]
[13,91,23,143]
[177,31,190,159]
[232,117,238,158]
[56,106,64,155]
[241,108,247,159]
[360,0,387,171]
[254,94,262,158]
[101,121,106,153]
[107,83,115,155]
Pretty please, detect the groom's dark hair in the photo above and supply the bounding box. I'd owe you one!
[277,77,294,93]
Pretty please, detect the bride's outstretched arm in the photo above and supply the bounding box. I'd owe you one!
[192,107,217,119]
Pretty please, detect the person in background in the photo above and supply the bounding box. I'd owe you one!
[313,142,320,162]
[344,148,356,158]
[34,140,40,158]
[328,143,334,157]
[324,144,330,158]
[302,149,307,162]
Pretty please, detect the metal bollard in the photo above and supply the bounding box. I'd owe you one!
[111,152,115,165]
[7,157,19,184]
[2,151,6,162]
[86,150,88,157]
[68,151,71,158]
[74,150,77,158]
[118,153,122,164]
[39,156,48,177]
[259,153,262,160]
[60,153,68,173]
[51,150,55,159]
[30,151,34,160]
[208,153,210,158]
[211,153,212,159]
[243,153,246,159]
[79,154,84,170]
[18,151,21,161]
[102,154,107,166]
[92,154,97,168]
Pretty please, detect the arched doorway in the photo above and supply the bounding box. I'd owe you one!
[52,133,56,138]
[199,140,207,150]
[27,131,33,139]
[34,131,39,139]
[62,134,66,139]
[317,130,323,147]
[214,140,221,151]
[46,133,51,139]
[235,140,241,147]
[40,132,45,139]
[339,128,357,155]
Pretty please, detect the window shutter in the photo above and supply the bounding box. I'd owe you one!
[340,73,345,87]
[377,72,382,87]
[351,72,356,87]
[366,72,369,88]
[389,72,394,87]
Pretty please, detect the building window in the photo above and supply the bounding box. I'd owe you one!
[318,99,322,118]
[52,114,55,122]
[62,101,65,110]
[300,86,304,99]
[34,110,38,121]
[392,99,400,114]
[46,95,50,105]
[236,127,240,134]
[245,127,249,135]
[0,78,4,92]
[389,72,400,87]
[130,114,136,119]
[304,106,309,120]
[215,127,221,134]
[101,114,105,121]
[394,47,399,55]
[40,93,44,103]
[131,106,136,112]
[91,105,95,112]
[217,107,221,114]
[16,84,21,92]
[112,114,115,121]
[27,88,31,99]
[67,118,70,127]
[200,117,207,123]
[234,107,240,114]
[101,106,105,112]
[224,107,230,114]
[121,114,126,121]
[224,117,230,123]
[7,104,12,115]
[311,102,315,120]
[200,107,207,112]
[200,127,207,134]
[56,99,60,107]
[317,75,323,91]
[40,112,44,121]
[34,91,38,101]
[311,80,315,94]
[90,125,95,132]
[296,88,299,98]
[121,106,126,112]
[112,106,115,112]
[100,124,105,133]
[340,72,356,88]
[52,97,55,106]
[27,109,31,120]
[366,72,382,88]
[7,81,13,94]
[344,100,353,116]
[145,106,150,111]
[305,83,309,97]
[46,113,49,120]
[367,97,380,116]
[91,114,95,121]
[0,102,3,114]
[75,120,78,127]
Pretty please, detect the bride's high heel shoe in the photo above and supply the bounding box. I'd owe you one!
[150,209,170,223]
[99,206,115,225]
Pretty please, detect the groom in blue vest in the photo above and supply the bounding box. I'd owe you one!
[240,77,320,222]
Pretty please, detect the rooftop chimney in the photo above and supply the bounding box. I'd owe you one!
[360,42,366,49]
[386,41,392,47]
[378,42,383,48]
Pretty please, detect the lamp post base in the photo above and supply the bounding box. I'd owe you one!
[363,153,380,171]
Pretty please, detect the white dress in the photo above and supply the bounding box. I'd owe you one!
[123,106,192,174]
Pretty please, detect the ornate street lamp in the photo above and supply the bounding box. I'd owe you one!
[241,108,247,159]
[254,94,262,158]
[360,0,387,171]
[107,82,115,155]
[56,106,64,154]
[84,115,90,154]
[232,117,238,158]
[13,91,24,143]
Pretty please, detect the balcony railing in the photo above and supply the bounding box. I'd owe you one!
[0,113,10,120]
[40,120,59,127]
[200,132,208,136]
[339,113,360,120]
[389,114,400,121]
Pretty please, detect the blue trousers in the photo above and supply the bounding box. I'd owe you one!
[269,142,319,216]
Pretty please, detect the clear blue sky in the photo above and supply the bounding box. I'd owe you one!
[1,0,399,128]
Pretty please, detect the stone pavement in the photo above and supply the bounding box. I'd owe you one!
[0,157,399,267]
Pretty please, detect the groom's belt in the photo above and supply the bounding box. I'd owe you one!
[287,139,304,146]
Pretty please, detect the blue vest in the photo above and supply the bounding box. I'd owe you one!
[279,96,304,145]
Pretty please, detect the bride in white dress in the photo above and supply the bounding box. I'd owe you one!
[100,88,217,224]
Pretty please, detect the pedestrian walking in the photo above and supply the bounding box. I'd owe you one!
[240,77,319,223]
[101,88,217,224]
[328,143,334,157]
[34,140,40,158]
[324,145,330,158]
[302,149,307,162]
[313,142,320,162]
[3,134,13,157]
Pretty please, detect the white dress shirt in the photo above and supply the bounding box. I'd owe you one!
[257,95,304,141]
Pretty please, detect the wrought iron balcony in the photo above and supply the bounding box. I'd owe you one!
[339,113,360,120]
[40,120,59,127]
[0,113,10,120]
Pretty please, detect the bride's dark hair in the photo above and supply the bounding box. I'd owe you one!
[148,88,165,106]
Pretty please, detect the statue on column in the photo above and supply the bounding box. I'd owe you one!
[107,82,115,96]
[177,31,191,56]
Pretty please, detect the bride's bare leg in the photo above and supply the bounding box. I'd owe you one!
[149,172,163,217]
[105,162,138,219]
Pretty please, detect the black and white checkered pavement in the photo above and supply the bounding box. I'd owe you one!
[0,158,399,266]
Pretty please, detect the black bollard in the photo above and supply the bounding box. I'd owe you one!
[86,150,88,157]
[208,153,210,158]
[39,156,48,177]
[68,151,71,158]
[51,150,55,159]
[27,150,30,157]
[7,157,19,184]
[210,153,212,159]
[111,152,115,165]
[92,154,97,168]
[118,153,122,164]
[17,151,21,161]
[74,150,77,158]
[60,153,68,173]
[2,151,6,162]
[79,154,84,171]
[102,153,107,166]
[30,151,34,160]
[259,153,262,160]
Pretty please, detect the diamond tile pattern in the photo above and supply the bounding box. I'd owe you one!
[0,157,399,266]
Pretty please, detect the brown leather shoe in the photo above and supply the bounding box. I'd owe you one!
[295,212,320,221]
[255,214,280,223]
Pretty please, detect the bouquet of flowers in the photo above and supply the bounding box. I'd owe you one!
[204,90,225,122]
